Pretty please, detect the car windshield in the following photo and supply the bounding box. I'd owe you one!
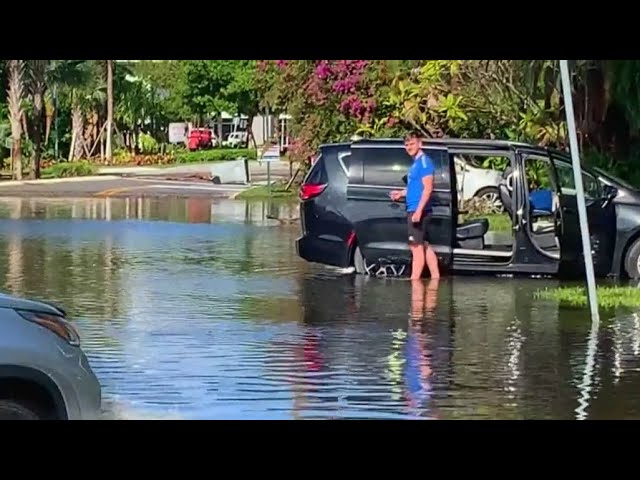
[593,166,638,190]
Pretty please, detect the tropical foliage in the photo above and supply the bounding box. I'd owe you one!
[255,60,640,185]
[2,59,640,185]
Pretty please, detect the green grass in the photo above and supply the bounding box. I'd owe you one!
[235,185,297,200]
[174,148,257,164]
[463,213,512,232]
[41,161,98,179]
[535,285,640,309]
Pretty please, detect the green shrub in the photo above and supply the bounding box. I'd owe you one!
[583,149,640,188]
[139,133,159,154]
[175,148,257,164]
[42,161,98,178]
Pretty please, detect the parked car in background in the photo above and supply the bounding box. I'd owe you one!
[454,155,504,212]
[222,131,248,148]
[0,292,101,420]
[187,128,219,151]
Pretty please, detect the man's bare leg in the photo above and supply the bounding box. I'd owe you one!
[424,243,440,279]
[410,244,425,280]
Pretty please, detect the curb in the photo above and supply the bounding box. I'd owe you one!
[0,175,121,187]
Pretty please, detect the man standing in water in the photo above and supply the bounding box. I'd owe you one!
[390,131,440,280]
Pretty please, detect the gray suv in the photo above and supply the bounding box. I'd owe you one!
[0,292,101,420]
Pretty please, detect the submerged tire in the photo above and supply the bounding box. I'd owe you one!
[353,247,365,274]
[0,399,41,420]
[624,237,640,279]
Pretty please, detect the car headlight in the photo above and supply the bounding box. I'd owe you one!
[16,310,80,346]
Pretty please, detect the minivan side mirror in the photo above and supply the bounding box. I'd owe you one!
[602,184,618,207]
[604,184,618,199]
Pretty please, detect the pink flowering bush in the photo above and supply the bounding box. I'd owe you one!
[255,60,405,168]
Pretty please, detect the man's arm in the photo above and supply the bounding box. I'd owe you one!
[390,188,406,201]
[414,159,435,216]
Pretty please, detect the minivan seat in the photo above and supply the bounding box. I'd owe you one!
[499,166,514,219]
[499,183,513,218]
[457,218,489,241]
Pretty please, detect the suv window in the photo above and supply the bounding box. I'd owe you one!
[353,146,450,189]
[360,147,412,186]
[303,154,328,185]
[553,159,601,199]
[337,151,352,178]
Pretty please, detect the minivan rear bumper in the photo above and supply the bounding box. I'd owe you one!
[296,234,350,268]
[295,235,316,262]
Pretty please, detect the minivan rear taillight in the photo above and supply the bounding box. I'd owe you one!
[300,183,327,201]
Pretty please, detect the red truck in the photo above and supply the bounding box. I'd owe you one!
[187,128,216,151]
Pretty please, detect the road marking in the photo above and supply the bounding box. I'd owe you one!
[131,178,248,190]
[95,182,249,197]
[94,185,151,197]
[144,183,248,191]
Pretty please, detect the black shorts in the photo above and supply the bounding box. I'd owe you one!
[407,212,433,245]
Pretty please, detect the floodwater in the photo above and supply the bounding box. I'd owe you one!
[1,196,640,419]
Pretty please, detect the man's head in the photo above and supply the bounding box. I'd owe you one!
[404,131,423,158]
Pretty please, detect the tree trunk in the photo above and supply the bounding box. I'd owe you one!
[29,60,47,179]
[71,104,84,160]
[247,115,258,149]
[7,60,25,181]
[133,126,140,154]
[106,60,114,162]
[30,96,43,179]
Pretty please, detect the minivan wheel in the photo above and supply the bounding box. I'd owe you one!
[353,247,406,277]
[624,237,640,280]
[354,247,365,274]
[0,399,42,420]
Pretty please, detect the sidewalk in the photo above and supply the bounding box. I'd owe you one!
[0,175,121,187]
[96,160,293,181]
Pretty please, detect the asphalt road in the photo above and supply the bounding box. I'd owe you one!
[0,176,249,198]
[0,161,294,199]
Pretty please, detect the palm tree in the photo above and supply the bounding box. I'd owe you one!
[106,60,114,162]
[28,60,48,179]
[7,60,25,180]
[48,60,101,161]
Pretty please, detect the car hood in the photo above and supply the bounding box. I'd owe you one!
[614,187,640,206]
[0,292,66,316]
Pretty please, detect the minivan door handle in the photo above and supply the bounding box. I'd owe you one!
[389,203,400,209]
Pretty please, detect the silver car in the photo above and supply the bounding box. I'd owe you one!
[0,293,101,420]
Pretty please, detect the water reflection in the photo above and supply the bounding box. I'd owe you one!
[0,196,299,225]
[0,197,640,418]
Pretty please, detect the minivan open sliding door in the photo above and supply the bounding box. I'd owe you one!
[513,148,562,275]
[549,153,617,277]
[345,142,455,273]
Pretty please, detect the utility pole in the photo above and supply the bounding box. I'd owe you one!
[105,60,114,163]
[559,59,599,323]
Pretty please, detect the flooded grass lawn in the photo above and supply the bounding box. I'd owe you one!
[0,196,640,420]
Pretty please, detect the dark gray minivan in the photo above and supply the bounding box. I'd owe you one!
[296,137,640,279]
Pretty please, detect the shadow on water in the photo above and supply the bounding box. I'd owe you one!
[1,196,640,419]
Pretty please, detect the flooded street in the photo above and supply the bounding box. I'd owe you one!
[1,196,640,419]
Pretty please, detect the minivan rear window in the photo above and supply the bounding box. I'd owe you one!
[303,154,328,185]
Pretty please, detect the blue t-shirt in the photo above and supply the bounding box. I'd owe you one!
[406,152,435,213]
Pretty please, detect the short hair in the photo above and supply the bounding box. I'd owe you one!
[404,131,422,142]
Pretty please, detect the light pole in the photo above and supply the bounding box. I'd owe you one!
[559,59,599,323]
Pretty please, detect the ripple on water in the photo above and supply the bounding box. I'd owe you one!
[2,197,640,419]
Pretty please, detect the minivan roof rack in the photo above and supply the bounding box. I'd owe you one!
[319,137,570,156]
